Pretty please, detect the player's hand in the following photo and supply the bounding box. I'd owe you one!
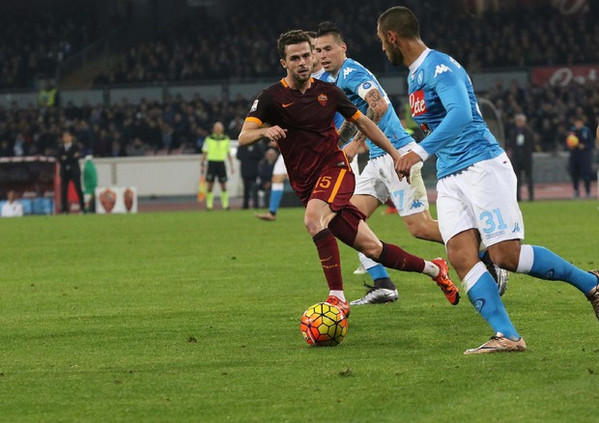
[395,151,422,184]
[264,126,287,142]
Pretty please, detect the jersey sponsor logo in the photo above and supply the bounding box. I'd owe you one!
[434,64,452,77]
[250,99,259,112]
[282,102,295,108]
[409,90,427,117]
[317,94,328,106]
[343,67,355,78]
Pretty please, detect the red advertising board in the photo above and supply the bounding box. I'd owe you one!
[532,65,599,86]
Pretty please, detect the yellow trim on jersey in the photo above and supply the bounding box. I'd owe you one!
[348,110,362,122]
[328,169,347,203]
[245,116,263,126]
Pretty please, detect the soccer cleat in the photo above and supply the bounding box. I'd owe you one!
[431,258,460,305]
[481,251,509,296]
[255,212,276,221]
[353,263,367,275]
[586,270,599,320]
[325,295,351,319]
[350,283,398,305]
[464,332,527,355]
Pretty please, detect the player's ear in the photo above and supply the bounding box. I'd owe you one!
[280,58,287,69]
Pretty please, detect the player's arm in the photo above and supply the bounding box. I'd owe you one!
[239,119,286,146]
[363,89,388,124]
[353,114,400,163]
[337,120,357,146]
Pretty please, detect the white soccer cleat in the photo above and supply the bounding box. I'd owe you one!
[353,263,367,275]
[350,285,398,305]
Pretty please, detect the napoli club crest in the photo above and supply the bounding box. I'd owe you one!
[100,188,117,213]
[318,94,328,106]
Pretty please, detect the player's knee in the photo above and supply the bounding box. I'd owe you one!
[303,213,325,237]
[488,249,519,272]
[406,220,431,240]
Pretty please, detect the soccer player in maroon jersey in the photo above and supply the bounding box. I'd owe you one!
[238,30,458,317]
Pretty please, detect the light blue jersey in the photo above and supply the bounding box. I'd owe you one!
[333,58,413,159]
[316,69,345,129]
[407,49,503,178]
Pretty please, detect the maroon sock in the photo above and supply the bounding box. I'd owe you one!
[312,228,343,291]
[377,242,426,273]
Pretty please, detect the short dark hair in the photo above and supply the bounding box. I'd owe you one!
[277,30,311,59]
[316,21,344,42]
[305,30,317,39]
[377,6,420,39]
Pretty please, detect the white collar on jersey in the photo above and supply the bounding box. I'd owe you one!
[409,48,432,75]
[311,67,326,79]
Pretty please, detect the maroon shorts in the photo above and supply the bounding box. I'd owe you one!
[298,166,355,211]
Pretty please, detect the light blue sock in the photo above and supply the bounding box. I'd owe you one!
[367,264,390,281]
[269,190,284,215]
[526,245,597,294]
[466,264,520,340]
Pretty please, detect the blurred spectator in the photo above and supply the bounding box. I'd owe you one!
[567,116,594,199]
[506,113,537,201]
[83,155,98,213]
[257,148,278,208]
[57,128,85,213]
[236,142,264,209]
[1,190,24,218]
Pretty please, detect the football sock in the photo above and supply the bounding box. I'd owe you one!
[358,252,392,282]
[269,183,284,215]
[376,242,425,273]
[313,228,343,291]
[518,244,597,294]
[465,262,520,340]
[329,290,346,302]
[206,191,214,209]
[221,190,229,209]
[422,260,440,278]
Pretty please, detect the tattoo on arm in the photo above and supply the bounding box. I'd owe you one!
[365,90,388,124]
[338,121,358,146]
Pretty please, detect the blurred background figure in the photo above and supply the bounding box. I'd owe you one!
[567,117,594,199]
[57,128,85,213]
[506,113,537,201]
[257,147,278,209]
[1,190,24,218]
[201,122,234,210]
[83,155,98,213]
[236,141,264,209]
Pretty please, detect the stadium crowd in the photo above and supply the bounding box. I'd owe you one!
[0,80,596,159]
[0,14,94,90]
[91,1,598,86]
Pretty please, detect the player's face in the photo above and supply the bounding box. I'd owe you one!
[315,34,346,75]
[309,37,321,72]
[281,42,313,83]
[377,26,403,66]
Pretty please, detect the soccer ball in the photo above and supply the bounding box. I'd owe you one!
[300,302,348,347]
[566,133,579,149]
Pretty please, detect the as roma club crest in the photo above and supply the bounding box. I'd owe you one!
[318,94,328,106]
[100,188,117,213]
[124,188,134,212]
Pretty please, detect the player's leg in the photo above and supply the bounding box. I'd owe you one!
[256,154,286,221]
[304,197,350,317]
[60,174,69,213]
[350,166,398,305]
[488,240,599,319]
[446,231,525,355]
[437,159,525,354]
[329,207,459,305]
[205,163,215,210]
[72,172,86,212]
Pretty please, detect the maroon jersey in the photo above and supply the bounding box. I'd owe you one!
[245,77,362,197]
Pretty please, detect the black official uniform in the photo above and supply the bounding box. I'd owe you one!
[57,142,85,213]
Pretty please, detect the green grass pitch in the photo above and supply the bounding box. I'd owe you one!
[0,201,598,422]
